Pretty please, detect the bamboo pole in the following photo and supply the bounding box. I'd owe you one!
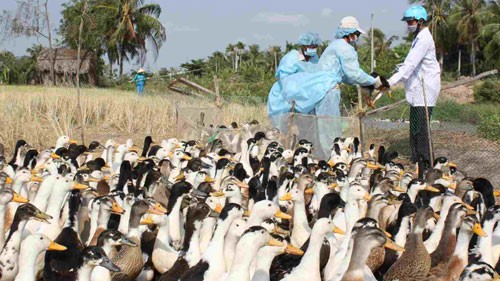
[421,76,434,164]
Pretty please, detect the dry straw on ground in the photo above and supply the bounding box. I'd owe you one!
[0,85,267,153]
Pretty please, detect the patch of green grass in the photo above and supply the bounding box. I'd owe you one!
[372,88,500,124]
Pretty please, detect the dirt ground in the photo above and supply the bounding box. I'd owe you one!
[441,84,476,104]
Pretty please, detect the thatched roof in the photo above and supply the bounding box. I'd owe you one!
[37,48,96,74]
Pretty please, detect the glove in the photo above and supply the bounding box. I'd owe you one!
[370,72,390,91]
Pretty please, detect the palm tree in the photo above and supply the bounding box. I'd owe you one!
[479,0,500,66]
[450,0,484,76]
[98,0,166,75]
[267,45,282,73]
[247,44,260,67]
[410,0,454,68]
[362,28,397,55]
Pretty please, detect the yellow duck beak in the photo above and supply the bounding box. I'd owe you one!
[284,244,304,256]
[148,203,167,215]
[214,203,223,214]
[73,183,88,190]
[69,139,78,144]
[267,238,284,247]
[111,201,125,214]
[12,192,29,203]
[209,191,225,197]
[425,185,441,193]
[333,226,346,235]
[364,193,372,201]
[50,153,60,159]
[30,176,44,183]
[384,239,405,252]
[279,193,292,201]
[204,176,215,183]
[274,210,292,220]
[304,188,314,195]
[48,241,67,251]
[473,223,487,237]
[140,215,155,225]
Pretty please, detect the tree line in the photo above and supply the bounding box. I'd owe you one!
[0,0,498,88]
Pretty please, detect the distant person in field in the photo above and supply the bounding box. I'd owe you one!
[267,32,321,132]
[131,68,148,96]
[387,5,441,172]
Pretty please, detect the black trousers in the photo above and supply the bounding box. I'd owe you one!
[409,106,434,170]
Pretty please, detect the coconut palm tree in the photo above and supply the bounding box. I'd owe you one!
[450,0,484,76]
[98,0,166,76]
[480,0,500,65]
[410,0,454,68]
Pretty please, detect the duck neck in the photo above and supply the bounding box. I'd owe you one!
[46,188,70,219]
[97,208,112,228]
[32,175,57,212]
[12,180,25,194]
[15,245,40,281]
[476,218,496,265]
[184,220,203,267]
[228,237,263,280]
[453,228,473,264]
[296,230,324,273]
[394,216,412,248]
[128,209,145,240]
[367,201,386,220]
[77,264,95,281]
[425,205,451,250]
[202,217,233,272]
[168,196,185,245]
[434,211,460,254]
[155,219,175,253]
[344,239,373,280]
[252,247,280,281]
[345,200,360,234]
[223,229,241,271]
[407,187,420,203]
[118,201,133,234]
[0,205,5,247]
[4,219,27,250]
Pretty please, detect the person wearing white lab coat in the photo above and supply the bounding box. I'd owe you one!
[387,5,441,172]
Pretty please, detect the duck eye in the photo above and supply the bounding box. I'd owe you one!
[39,237,43,240]
[268,203,272,207]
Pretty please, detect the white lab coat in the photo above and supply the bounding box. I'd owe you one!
[388,28,441,106]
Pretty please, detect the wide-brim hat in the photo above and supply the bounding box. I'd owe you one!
[137,68,146,73]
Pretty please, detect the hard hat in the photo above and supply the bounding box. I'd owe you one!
[335,16,365,39]
[137,68,146,73]
[402,5,428,21]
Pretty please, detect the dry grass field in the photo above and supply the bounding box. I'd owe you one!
[0,85,267,153]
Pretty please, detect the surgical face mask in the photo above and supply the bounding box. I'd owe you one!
[407,25,418,33]
[304,48,317,57]
[348,35,358,47]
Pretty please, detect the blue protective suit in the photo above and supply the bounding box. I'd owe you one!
[281,39,375,159]
[267,49,319,132]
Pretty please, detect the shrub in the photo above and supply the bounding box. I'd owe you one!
[477,113,500,142]
[473,79,500,103]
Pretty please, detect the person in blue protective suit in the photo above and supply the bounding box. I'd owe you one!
[131,68,148,96]
[267,32,321,133]
[281,16,388,159]
[387,6,441,173]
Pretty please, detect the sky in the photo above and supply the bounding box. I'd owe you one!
[1,0,411,72]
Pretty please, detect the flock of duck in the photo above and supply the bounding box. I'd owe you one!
[0,121,498,281]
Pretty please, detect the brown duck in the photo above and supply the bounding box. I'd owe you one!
[384,207,435,281]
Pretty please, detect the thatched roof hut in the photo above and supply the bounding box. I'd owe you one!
[37,48,97,86]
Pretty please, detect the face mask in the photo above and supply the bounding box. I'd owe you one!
[349,35,358,47]
[304,48,317,57]
[407,25,418,33]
